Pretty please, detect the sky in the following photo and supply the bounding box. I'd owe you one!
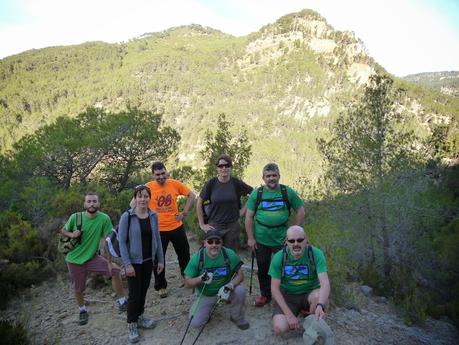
[0,0,458,76]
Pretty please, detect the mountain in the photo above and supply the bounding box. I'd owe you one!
[402,71,459,97]
[1,9,458,184]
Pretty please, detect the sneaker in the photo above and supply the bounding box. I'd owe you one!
[230,316,250,330]
[138,314,157,329]
[118,300,127,313]
[159,288,168,298]
[128,322,140,343]
[255,295,271,307]
[79,310,88,325]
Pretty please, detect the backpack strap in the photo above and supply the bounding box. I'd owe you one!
[307,244,316,275]
[280,245,288,279]
[253,186,264,214]
[280,184,291,217]
[76,212,83,231]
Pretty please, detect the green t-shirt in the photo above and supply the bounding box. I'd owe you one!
[65,212,113,265]
[184,247,243,296]
[268,246,327,295]
[246,185,304,247]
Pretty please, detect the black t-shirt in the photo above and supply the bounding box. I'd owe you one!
[138,216,152,260]
[200,177,253,225]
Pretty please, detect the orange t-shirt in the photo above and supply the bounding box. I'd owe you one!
[145,179,191,231]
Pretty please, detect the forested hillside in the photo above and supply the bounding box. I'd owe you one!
[0,8,458,342]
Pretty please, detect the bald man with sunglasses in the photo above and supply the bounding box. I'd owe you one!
[269,226,330,336]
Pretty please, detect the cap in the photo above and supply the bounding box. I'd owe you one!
[302,315,335,345]
[205,229,222,240]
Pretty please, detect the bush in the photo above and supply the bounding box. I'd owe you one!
[0,320,30,345]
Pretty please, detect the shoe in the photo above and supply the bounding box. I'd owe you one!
[159,288,168,298]
[128,322,140,343]
[138,314,157,329]
[230,316,250,330]
[118,300,127,313]
[255,295,271,307]
[79,310,88,325]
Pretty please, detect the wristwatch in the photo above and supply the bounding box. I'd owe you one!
[316,303,326,312]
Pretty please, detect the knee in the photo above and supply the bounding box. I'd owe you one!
[190,317,207,328]
[272,320,288,336]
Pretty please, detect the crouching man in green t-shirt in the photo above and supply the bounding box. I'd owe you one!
[268,225,330,335]
[184,229,250,330]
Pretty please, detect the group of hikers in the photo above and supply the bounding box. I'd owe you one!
[60,154,331,344]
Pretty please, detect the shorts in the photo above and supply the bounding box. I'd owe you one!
[66,255,120,293]
[272,291,311,317]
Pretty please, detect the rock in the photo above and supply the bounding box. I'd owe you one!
[359,285,373,297]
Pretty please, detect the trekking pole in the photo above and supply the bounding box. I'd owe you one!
[179,284,206,345]
[249,251,255,295]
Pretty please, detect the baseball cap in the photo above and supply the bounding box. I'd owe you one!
[205,229,222,240]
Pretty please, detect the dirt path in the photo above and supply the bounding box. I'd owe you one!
[2,235,458,345]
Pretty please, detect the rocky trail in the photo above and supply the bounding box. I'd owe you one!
[2,235,458,345]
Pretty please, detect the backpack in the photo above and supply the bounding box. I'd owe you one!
[253,184,291,228]
[58,212,83,254]
[280,244,316,279]
[105,211,131,258]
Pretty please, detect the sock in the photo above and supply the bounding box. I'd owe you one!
[79,305,87,313]
[118,296,127,305]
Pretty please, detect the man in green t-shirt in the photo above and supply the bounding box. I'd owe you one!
[245,163,305,307]
[269,226,330,336]
[60,192,127,326]
[184,229,249,330]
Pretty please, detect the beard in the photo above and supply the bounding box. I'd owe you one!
[85,206,99,214]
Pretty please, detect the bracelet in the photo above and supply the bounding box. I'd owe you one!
[316,303,326,312]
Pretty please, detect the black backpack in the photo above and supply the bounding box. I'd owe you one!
[105,211,131,258]
[253,184,291,228]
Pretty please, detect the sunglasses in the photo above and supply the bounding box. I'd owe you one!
[135,184,151,191]
[217,163,231,168]
[206,239,222,245]
[286,238,305,244]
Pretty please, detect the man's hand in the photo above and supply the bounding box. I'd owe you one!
[175,211,187,221]
[157,263,164,274]
[315,304,325,320]
[200,271,213,284]
[286,313,300,330]
[72,230,81,239]
[247,238,257,252]
[125,264,135,277]
[217,285,231,302]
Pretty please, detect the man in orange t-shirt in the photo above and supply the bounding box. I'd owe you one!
[145,161,195,298]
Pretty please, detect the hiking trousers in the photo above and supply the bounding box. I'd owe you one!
[127,259,153,323]
[153,224,190,290]
[256,243,283,298]
[189,285,246,327]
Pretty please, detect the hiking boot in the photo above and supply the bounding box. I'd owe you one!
[230,316,250,330]
[159,288,168,298]
[138,314,157,329]
[128,322,140,343]
[255,295,271,307]
[79,310,88,325]
[118,300,127,313]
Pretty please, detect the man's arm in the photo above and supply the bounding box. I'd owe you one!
[315,272,331,319]
[294,205,305,226]
[184,274,206,289]
[60,227,80,239]
[245,209,257,252]
[176,191,196,221]
[272,278,300,329]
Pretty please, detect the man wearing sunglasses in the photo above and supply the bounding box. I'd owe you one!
[183,230,250,330]
[245,163,305,307]
[269,226,330,336]
[144,161,195,299]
